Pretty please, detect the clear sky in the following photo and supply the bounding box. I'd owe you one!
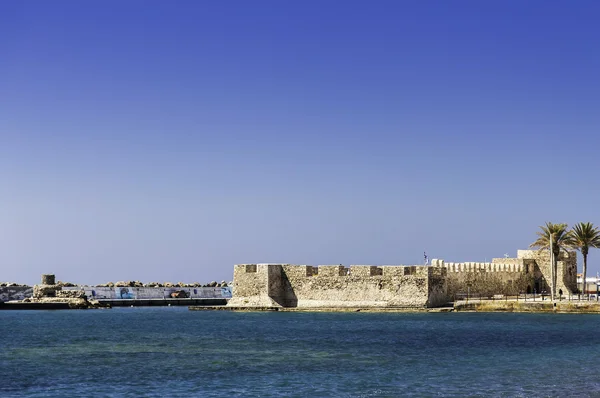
[1,1,600,285]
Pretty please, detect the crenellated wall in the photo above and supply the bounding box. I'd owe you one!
[432,249,578,297]
[229,249,578,309]
[228,264,285,307]
[230,264,449,308]
[441,263,534,297]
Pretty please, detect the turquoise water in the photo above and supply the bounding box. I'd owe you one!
[1,308,600,397]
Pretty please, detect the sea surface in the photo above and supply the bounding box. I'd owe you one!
[1,308,600,397]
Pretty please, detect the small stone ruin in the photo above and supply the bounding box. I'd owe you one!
[24,274,108,309]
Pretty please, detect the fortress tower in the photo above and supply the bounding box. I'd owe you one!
[436,249,577,297]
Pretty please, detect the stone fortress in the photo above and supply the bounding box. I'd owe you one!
[228,249,578,309]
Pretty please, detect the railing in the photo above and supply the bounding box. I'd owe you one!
[453,292,600,303]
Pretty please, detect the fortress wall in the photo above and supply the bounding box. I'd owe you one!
[382,266,416,277]
[518,250,577,294]
[230,264,264,297]
[492,258,525,265]
[317,265,347,277]
[427,268,448,306]
[276,265,447,308]
[282,271,423,308]
[268,263,285,304]
[229,264,284,307]
[442,261,526,273]
[436,257,534,296]
[559,257,578,293]
[445,269,534,297]
[282,265,312,278]
[350,266,382,277]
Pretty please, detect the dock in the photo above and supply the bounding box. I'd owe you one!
[100,298,227,307]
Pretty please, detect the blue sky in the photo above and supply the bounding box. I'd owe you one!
[1,1,600,285]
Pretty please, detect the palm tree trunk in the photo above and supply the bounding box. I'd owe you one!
[583,253,588,299]
[554,256,558,299]
[550,250,555,301]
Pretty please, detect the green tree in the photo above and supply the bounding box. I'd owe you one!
[530,222,573,300]
[569,222,600,297]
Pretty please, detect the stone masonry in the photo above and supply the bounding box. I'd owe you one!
[435,249,577,297]
[228,264,449,309]
[228,249,578,309]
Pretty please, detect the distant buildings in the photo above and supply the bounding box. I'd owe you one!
[577,273,600,295]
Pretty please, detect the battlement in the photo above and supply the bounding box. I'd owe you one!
[436,261,528,273]
[517,249,575,261]
[430,255,540,274]
[230,249,578,308]
[237,264,444,278]
[230,263,448,309]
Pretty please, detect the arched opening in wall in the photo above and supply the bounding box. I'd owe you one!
[526,285,531,294]
[559,289,563,297]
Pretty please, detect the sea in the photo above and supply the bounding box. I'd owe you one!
[1,308,599,397]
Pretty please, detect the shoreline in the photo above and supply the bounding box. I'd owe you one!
[189,299,600,314]
[188,305,453,313]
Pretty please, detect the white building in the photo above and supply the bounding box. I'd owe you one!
[577,274,600,295]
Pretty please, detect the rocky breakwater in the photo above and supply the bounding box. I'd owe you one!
[95,280,231,288]
[20,274,109,309]
[0,282,33,303]
[0,282,30,288]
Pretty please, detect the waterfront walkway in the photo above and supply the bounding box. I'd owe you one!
[454,297,600,313]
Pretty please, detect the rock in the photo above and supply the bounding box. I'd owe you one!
[164,282,174,288]
[57,290,86,299]
[208,281,217,287]
[33,285,61,299]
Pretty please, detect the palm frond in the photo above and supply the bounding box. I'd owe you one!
[570,222,600,251]
[529,222,571,252]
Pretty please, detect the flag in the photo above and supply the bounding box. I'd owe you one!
[424,251,428,265]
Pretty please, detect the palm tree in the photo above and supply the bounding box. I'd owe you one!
[530,222,573,300]
[569,222,600,297]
